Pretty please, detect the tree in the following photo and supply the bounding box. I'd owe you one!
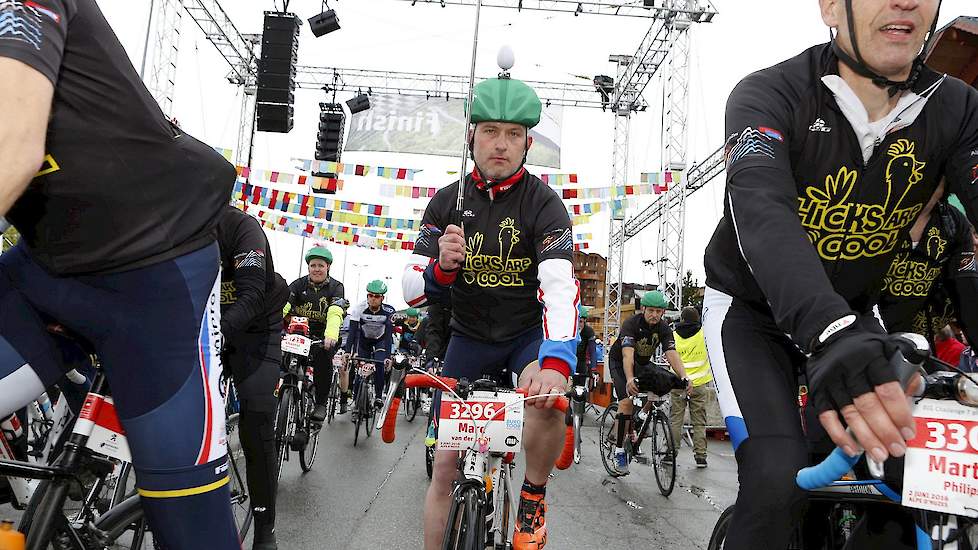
[681,270,703,310]
[2,226,19,253]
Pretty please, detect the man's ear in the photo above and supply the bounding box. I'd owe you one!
[819,0,841,30]
[526,135,534,151]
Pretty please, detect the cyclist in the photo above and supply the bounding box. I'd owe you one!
[394,307,424,355]
[286,245,346,422]
[324,297,351,413]
[670,306,712,469]
[576,305,597,378]
[217,205,289,550]
[344,280,396,412]
[402,73,580,550]
[701,1,978,547]
[878,193,978,347]
[0,2,240,546]
[606,291,687,475]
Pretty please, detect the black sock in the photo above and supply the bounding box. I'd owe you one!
[522,478,546,497]
[616,412,629,448]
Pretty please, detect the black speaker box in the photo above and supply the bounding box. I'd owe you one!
[308,10,340,37]
[256,88,294,104]
[257,103,294,133]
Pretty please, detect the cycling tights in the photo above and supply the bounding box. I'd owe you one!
[223,332,280,530]
[0,243,239,549]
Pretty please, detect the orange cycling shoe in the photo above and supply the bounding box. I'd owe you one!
[513,490,548,549]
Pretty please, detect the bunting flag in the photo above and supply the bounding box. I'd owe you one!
[574,242,591,251]
[213,147,234,162]
[566,199,629,216]
[574,232,593,241]
[236,166,345,192]
[232,181,390,216]
[256,215,417,251]
[539,173,579,186]
[239,203,418,241]
[231,181,421,231]
[571,214,593,226]
[378,183,440,199]
[291,158,421,181]
[641,170,680,194]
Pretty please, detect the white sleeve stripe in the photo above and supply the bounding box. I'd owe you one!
[537,258,579,342]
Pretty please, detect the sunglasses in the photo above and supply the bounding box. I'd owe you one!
[367,293,384,299]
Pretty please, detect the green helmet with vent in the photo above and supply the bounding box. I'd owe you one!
[578,304,589,318]
[305,246,333,265]
[641,291,669,309]
[366,280,388,295]
[469,77,542,129]
[405,307,420,317]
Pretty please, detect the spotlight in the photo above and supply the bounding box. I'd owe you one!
[346,93,371,114]
[308,9,340,37]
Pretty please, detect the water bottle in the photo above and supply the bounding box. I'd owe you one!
[35,393,53,421]
[0,415,26,460]
[0,520,25,550]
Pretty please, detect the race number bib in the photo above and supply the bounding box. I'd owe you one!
[76,394,132,463]
[282,334,312,357]
[902,398,978,518]
[437,391,524,453]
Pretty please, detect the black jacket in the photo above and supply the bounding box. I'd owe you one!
[705,43,978,352]
[878,202,978,345]
[287,275,345,337]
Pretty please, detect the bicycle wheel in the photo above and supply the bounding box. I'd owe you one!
[442,486,484,550]
[326,370,339,425]
[365,385,374,439]
[353,388,366,447]
[274,385,295,480]
[406,388,421,422]
[225,413,254,541]
[652,411,677,496]
[597,403,621,477]
[300,389,321,472]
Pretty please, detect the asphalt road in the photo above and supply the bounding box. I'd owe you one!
[270,406,738,549]
[1,406,739,549]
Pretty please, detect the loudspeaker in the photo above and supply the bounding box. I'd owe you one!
[257,12,300,134]
[257,103,294,133]
[315,108,345,161]
[308,10,340,37]
[345,94,370,114]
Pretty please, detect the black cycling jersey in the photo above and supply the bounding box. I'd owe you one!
[576,323,596,374]
[704,43,978,352]
[286,275,345,337]
[878,202,978,345]
[217,206,289,336]
[0,0,234,275]
[608,314,676,366]
[414,170,574,343]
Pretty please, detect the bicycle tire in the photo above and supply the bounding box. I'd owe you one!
[326,370,339,425]
[405,388,420,422]
[442,486,484,550]
[652,412,676,496]
[299,389,320,472]
[573,408,583,465]
[597,403,621,477]
[707,505,735,550]
[353,389,366,447]
[274,385,295,481]
[225,413,254,541]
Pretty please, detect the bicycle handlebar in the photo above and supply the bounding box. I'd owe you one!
[797,333,978,491]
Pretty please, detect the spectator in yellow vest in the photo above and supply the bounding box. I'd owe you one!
[670,306,713,468]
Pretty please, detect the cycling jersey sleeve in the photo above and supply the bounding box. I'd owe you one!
[534,190,579,378]
[724,70,854,351]
[945,84,978,230]
[382,305,395,354]
[946,208,978,347]
[619,317,638,350]
[324,304,344,340]
[221,216,269,335]
[0,1,74,86]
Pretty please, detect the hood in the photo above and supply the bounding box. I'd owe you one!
[675,321,701,339]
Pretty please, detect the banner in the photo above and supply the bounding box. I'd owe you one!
[345,94,563,168]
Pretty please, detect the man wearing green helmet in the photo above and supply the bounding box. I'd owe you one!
[394,307,423,355]
[403,73,580,550]
[878,190,978,364]
[606,290,688,475]
[344,279,396,411]
[287,244,347,420]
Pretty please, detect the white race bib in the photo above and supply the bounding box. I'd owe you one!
[437,390,524,453]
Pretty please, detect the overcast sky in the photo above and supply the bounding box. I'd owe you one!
[95,0,976,307]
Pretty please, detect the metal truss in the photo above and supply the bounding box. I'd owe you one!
[144,0,183,116]
[180,0,259,85]
[656,6,692,309]
[396,0,717,20]
[295,66,609,109]
[602,56,632,341]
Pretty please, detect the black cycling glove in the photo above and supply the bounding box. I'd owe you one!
[806,317,899,414]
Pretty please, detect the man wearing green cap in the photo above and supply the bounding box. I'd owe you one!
[394,307,423,354]
[286,245,346,420]
[878,189,978,354]
[403,73,580,550]
[606,290,688,475]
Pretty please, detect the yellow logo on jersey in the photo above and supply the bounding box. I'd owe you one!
[463,218,532,288]
[882,227,947,298]
[797,139,925,261]
[221,282,237,305]
[35,154,61,177]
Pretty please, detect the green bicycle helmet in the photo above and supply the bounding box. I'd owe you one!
[948,194,965,215]
[640,291,669,309]
[578,304,589,319]
[305,246,333,264]
[366,280,388,295]
[469,77,542,129]
[405,307,420,317]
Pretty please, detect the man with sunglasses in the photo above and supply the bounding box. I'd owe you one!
[344,280,396,413]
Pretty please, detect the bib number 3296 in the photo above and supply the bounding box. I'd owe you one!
[438,391,524,453]
[902,398,978,518]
